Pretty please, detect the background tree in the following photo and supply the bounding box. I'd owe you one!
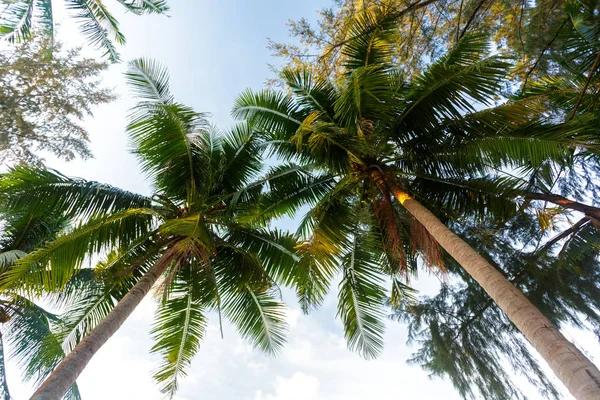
[268,0,594,86]
[0,0,169,62]
[394,212,600,399]
[0,36,115,166]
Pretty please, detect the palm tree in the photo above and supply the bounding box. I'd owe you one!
[232,10,600,399]
[0,0,169,62]
[0,58,300,400]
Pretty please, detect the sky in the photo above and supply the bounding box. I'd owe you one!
[4,0,600,399]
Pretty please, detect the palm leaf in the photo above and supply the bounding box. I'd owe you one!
[151,276,207,398]
[337,229,387,359]
[0,166,152,220]
[65,0,124,62]
[221,283,288,355]
[2,208,156,293]
[0,0,34,43]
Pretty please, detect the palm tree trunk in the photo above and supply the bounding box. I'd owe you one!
[29,261,169,400]
[371,170,600,400]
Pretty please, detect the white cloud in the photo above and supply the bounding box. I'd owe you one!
[255,373,320,400]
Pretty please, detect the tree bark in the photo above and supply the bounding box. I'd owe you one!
[371,170,600,400]
[29,261,169,400]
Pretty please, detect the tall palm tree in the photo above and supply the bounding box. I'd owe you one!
[0,0,169,62]
[0,58,300,400]
[232,10,600,399]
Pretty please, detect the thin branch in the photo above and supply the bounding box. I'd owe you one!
[455,0,464,43]
[521,18,569,90]
[458,0,486,39]
[569,49,600,120]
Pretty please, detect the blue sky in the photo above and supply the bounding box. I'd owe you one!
[5,0,600,398]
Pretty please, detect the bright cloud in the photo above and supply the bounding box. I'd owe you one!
[255,373,320,400]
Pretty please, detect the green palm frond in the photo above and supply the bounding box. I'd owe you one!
[2,208,156,293]
[293,191,356,313]
[65,0,125,62]
[232,89,304,140]
[341,8,396,71]
[398,35,510,132]
[126,58,174,104]
[253,166,335,223]
[337,228,387,359]
[36,0,53,40]
[151,276,207,398]
[126,59,211,201]
[0,332,11,400]
[116,0,169,14]
[334,65,397,130]
[0,250,27,271]
[127,101,208,201]
[227,228,300,287]
[221,284,288,355]
[283,69,336,117]
[4,297,81,400]
[0,0,35,43]
[0,166,152,220]
[221,123,263,191]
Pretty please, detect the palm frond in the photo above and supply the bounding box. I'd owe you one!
[337,229,386,359]
[0,0,34,43]
[398,34,510,132]
[0,166,152,220]
[151,276,207,398]
[2,208,156,293]
[0,332,11,400]
[221,284,288,355]
[65,0,125,62]
[116,0,169,14]
[341,8,396,71]
[232,89,304,144]
[4,297,81,400]
[227,228,300,287]
[126,58,174,104]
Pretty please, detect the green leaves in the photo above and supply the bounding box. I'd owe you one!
[65,0,125,62]
[0,0,35,43]
[2,208,156,293]
[0,166,152,220]
[341,8,396,71]
[151,277,207,398]
[0,0,168,62]
[398,35,511,133]
[337,229,387,359]
[126,58,174,104]
[222,285,288,355]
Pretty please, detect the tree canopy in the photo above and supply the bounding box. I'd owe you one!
[0,37,115,166]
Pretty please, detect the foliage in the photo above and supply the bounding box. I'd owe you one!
[267,0,598,88]
[234,6,600,397]
[0,37,115,166]
[0,0,169,62]
[0,58,300,399]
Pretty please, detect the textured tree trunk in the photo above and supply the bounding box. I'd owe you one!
[372,171,600,400]
[30,261,169,400]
